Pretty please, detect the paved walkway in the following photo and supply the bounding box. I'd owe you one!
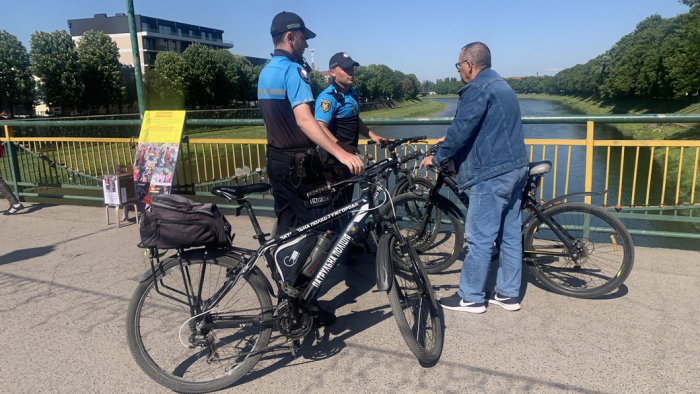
[1,203,699,393]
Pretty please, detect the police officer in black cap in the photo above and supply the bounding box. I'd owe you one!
[315,52,387,210]
[258,12,365,327]
[258,12,364,238]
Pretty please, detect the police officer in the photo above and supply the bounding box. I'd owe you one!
[258,12,364,327]
[258,12,364,238]
[315,52,387,208]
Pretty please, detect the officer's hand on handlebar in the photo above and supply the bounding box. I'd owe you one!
[370,134,388,147]
[338,150,365,175]
[419,155,435,169]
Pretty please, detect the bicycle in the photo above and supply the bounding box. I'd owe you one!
[126,149,443,393]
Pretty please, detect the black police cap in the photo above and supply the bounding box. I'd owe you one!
[329,52,359,70]
[270,11,316,39]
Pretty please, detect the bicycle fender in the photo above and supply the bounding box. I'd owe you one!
[436,195,466,221]
[375,234,394,292]
[541,190,607,210]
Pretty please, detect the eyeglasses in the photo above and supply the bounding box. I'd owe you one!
[455,60,469,70]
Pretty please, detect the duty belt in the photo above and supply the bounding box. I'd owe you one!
[267,146,311,163]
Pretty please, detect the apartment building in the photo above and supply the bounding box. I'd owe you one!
[68,13,234,71]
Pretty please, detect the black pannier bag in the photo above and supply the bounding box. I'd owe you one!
[139,194,232,249]
[274,233,317,285]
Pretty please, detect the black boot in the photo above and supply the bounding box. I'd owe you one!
[308,300,336,327]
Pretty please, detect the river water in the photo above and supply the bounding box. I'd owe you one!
[371,98,699,249]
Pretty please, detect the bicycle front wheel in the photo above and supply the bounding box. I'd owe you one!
[385,193,465,273]
[126,251,273,393]
[378,233,443,364]
[524,202,634,298]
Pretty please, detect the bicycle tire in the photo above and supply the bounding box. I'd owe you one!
[126,251,273,393]
[391,176,434,198]
[523,202,634,298]
[378,233,443,363]
[384,193,465,273]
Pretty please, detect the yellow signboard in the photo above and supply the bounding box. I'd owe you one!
[134,111,186,197]
[138,111,186,143]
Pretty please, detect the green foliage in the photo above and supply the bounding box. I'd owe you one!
[309,70,326,97]
[120,64,137,110]
[143,68,185,110]
[77,30,125,112]
[150,45,257,109]
[0,30,34,116]
[664,7,700,98]
[30,30,83,111]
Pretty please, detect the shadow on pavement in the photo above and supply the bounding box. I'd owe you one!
[0,246,56,265]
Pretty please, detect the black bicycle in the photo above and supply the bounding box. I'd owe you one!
[126,150,443,393]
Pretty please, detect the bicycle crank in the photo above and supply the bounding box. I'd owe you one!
[276,299,313,340]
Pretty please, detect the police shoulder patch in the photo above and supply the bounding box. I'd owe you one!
[298,67,310,83]
[320,99,332,112]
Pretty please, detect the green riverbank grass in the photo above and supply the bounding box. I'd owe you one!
[186,99,447,140]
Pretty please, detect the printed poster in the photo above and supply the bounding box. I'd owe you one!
[133,111,186,197]
[103,174,120,205]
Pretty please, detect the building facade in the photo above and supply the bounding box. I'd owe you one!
[68,13,234,71]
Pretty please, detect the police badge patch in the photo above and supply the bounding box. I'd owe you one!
[320,99,331,112]
[298,67,310,83]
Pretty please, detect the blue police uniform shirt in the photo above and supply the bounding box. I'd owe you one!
[315,85,361,147]
[258,49,315,150]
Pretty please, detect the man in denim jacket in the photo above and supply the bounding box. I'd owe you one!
[421,42,528,313]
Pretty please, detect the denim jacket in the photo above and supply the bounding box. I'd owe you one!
[433,68,528,190]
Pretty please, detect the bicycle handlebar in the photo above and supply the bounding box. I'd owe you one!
[366,135,427,151]
[306,149,424,199]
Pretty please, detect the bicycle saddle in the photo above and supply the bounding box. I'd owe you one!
[528,160,552,176]
[212,184,271,199]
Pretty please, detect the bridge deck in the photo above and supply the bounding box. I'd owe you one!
[1,203,698,393]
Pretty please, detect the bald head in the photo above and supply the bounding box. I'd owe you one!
[460,42,491,71]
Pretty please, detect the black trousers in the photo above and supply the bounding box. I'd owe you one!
[267,157,333,236]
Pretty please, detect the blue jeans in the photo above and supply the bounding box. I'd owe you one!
[459,166,528,303]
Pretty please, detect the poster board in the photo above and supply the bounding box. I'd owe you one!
[102,174,130,205]
[133,111,186,197]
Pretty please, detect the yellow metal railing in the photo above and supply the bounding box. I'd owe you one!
[3,121,700,208]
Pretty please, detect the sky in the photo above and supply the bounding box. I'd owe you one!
[3,0,692,82]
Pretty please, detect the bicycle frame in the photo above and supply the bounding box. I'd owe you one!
[191,158,412,327]
[520,170,608,261]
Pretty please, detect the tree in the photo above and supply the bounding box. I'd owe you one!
[664,7,700,99]
[0,30,34,117]
[119,64,137,111]
[144,68,184,110]
[179,43,219,107]
[211,50,257,105]
[309,69,327,97]
[77,30,125,113]
[30,30,83,113]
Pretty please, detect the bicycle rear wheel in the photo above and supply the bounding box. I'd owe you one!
[378,233,443,363]
[384,193,464,273]
[126,251,273,393]
[524,202,634,298]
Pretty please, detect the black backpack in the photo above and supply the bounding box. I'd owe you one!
[139,194,232,250]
